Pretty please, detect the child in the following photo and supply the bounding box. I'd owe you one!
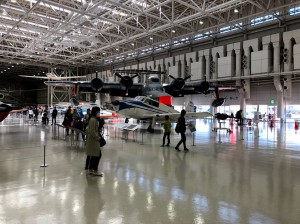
[161,115,171,147]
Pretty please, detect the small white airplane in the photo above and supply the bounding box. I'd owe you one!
[19,73,86,80]
[109,96,212,132]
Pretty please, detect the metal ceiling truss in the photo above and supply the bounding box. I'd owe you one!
[0,0,299,73]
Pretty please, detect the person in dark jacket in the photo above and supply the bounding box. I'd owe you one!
[63,108,73,135]
[51,106,58,125]
[175,109,189,152]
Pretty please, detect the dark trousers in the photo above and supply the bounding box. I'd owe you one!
[162,132,170,145]
[176,132,187,149]
[238,118,243,125]
[52,116,56,124]
[85,150,102,171]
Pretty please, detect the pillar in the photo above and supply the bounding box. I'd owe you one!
[212,54,218,80]
[205,55,210,81]
[273,42,280,73]
[235,49,241,78]
[274,76,284,120]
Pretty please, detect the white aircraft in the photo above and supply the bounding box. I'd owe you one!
[109,96,212,132]
[19,73,86,80]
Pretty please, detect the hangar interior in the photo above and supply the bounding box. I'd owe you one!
[1,0,300,223]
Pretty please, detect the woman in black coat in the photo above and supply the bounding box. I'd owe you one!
[175,109,189,152]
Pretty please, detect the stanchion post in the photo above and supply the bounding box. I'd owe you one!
[40,145,48,167]
[106,125,109,136]
[140,130,144,145]
[192,132,195,146]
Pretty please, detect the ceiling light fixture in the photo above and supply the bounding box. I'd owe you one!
[234,8,239,13]
[199,20,204,25]
[172,30,175,33]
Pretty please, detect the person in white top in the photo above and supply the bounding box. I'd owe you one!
[28,108,34,119]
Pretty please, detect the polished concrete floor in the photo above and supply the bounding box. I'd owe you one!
[0,117,300,224]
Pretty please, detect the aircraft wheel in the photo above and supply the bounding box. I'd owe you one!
[125,118,129,123]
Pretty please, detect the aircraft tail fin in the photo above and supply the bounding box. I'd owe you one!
[185,100,195,112]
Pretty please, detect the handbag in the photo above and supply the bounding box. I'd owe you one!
[99,134,106,147]
[175,123,180,134]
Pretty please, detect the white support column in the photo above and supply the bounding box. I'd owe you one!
[205,55,210,81]
[243,39,259,77]
[211,46,225,80]
[235,49,242,78]
[204,49,211,81]
[212,54,218,80]
[273,42,280,73]
[239,79,249,115]
[186,52,196,78]
[238,89,246,113]
[273,76,284,120]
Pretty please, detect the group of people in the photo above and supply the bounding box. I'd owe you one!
[26,105,58,125]
[161,109,190,152]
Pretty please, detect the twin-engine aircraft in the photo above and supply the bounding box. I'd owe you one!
[19,72,86,80]
[107,96,212,132]
[44,69,211,98]
[44,69,241,107]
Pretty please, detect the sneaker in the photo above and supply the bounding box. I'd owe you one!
[92,171,103,177]
[87,169,94,175]
[175,147,180,151]
[166,144,170,147]
[184,148,189,152]
[160,145,165,147]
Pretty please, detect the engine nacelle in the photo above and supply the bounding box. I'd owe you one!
[195,81,210,93]
[91,78,103,91]
[170,78,185,91]
[0,93,4,100]
[119,75,134,89]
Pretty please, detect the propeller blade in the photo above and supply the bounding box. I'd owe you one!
[115,73,123,79]
[169,75,176,80]
[184,75,191,81]
[131,74,139,79]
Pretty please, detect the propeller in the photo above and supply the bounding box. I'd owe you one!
[91,71,104,92]
[169,75,191,91]
[115,73,139,96]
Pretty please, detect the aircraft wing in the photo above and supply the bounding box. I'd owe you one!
[164,81,241,97]
[56,76,86,79]
[44,81,144,97]
[142,111,212,121]
[163,81,210,97]
[19,75,51,79]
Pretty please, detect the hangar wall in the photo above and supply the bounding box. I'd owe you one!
[172,82,300,107]
[97,28,300,84]
[91,26,300,119]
